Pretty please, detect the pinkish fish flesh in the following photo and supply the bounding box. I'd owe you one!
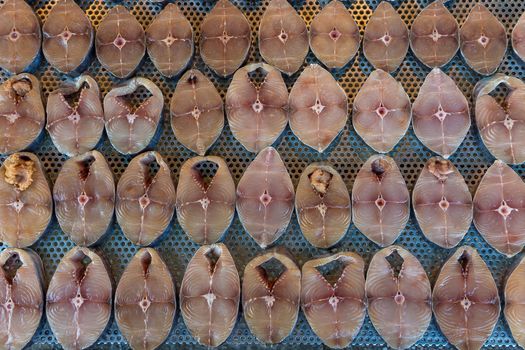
[513,11,525,62]
[504,254,525,348]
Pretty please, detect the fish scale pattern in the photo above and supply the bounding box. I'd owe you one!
[0,0,524,348]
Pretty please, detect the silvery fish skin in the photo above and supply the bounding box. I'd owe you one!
[116,151,175,246]
[180,243,240,347]
[309,0,360,69]
[0,0,41,74]
[95,5,145,78]
[413,157,473,249]
[412,68,470,159]
[176,156,235,245]
[0,152,52,248]
[352,155,410,246]
[352,69,411,153]
[199,0,250,77]
[42,0,94,74]
[409,0,459,68]
[474,74,525,165]
[258,0,309,75]
[0,74,44,155]
[512,11,525,61]
[225,62,288,153]
[146,3,193,78]
[363,1,409,73]
[242,248,300,344]
[104,77,163,155]
[504,255,525,348]
[301,252,366,348]
[46,247,112,350]
[236,147,295,248]
[459,3,507,76]
[115,248,176,350]
[288,64,348,153]
[170,69,224,156]
[46,75,104,157]
[473,160,525,257]
[366,246,431,350]
[433,246,500,350]
[295,163,351,248]
[0,248,44,350]
[53,150,115,247]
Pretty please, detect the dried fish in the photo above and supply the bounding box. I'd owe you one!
[512,11,525,61]
[504,255,525,348]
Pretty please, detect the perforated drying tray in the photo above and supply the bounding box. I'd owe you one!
[2,0,525,348]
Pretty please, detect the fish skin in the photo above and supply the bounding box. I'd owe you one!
[309,0,360,69]
[413,157,473,249]
[288,64,348,153]
[146,3,193,78]
[412,68,470,159]
[366,246,432,350]
[459,2,507,76]
[0,152,52,248]
[115,248,176,350]
[42,0,94,74]
[242,248,301,344]
[104,77,164,155]
[352,155,410,246]
[258,0,309,75]
[46,247,112,350]
[0,0,41,74]
[473,160,525,257]
[170,69,224,156]
[363,1,409,73]
[504,255,525,348]
[409,0,459,68]
[295,163,351,248]
[199,0,250,77]
[352,69,411,153]
[46,75,104,157]
[513,11,525,62]
[236,147,295,248]
[95,5,145,78]
[301,252,366,348]
[116,151,176,246]
[433,246,500,350]
[176,156,235,245]
[0,73,45,155]
[225,62,288,153]
[53,150,115,247]
[180,243,240,347]
[0,248,44,350]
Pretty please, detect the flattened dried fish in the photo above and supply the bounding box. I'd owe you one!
[170,69,223,156]
[243,248,300,344]
[363,1,409,73]
[180,243,240,347]
[226,62,288,153]
[0,152,52,248]
[104,77,163,155]
[352,69,410,153]
[146,3,193,78]
[413,157,473,248]
[302,252,366,348]
[54,150,115,246]
[176,156,235,245]
[513,11,525,61]
[199,0,250,77]
[295,163,351,248]
[46,75,104,157]
[0,74,44,155]
[366,246,431,350]
[116,151,175,246]
[433,246,500,350]
[352,155,410,246]
[288,64,348,153]
[42,0,94,73]
[237,147,295,248]
[504,255,525,348]
[413,68,470,158]
[309,0,360,69]
[258,0,308,75]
